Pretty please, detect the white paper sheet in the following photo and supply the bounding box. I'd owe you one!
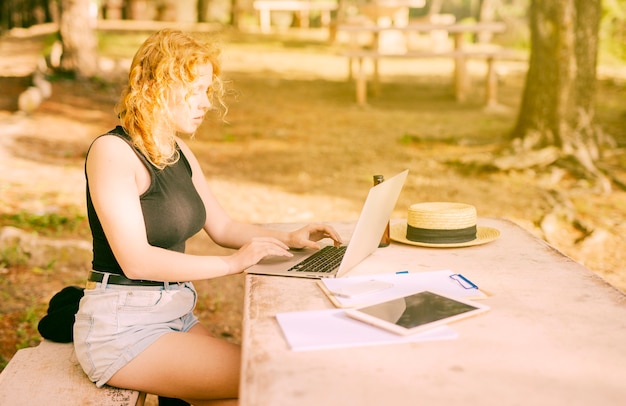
[276,308,458,351]
[318,269,487,308]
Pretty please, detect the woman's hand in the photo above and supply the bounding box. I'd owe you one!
[220,224,342,274]
[287,224,343,250]
[223,237,293,273]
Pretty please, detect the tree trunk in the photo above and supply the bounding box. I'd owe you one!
[511,0,601,149]
[230,0,238,27]
[198,0,211,22]
[477,0,499,43]
[58,0,98,78]
[510,0,615,192]
[426,0,444,16]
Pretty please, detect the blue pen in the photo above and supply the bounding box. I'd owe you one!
[450,273,478,289]
[396,270,409,274]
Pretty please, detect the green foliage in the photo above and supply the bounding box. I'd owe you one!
[399,133,420,145]
[97,33,149,59]
[445,157,499,176]
[41,31,61,52]
[222,133,237,142]
[600,0,626,63]
[400,133,462,145]
[0,211,88,238]
[15,304,44,351]
[0,244,29,269]
[196,289,224,313]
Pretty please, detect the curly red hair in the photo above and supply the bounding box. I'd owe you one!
[116,28,225,169]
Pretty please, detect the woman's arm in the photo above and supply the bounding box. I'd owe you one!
[177,139,342,249]
[86,136,292,282]
[87,135,341,282]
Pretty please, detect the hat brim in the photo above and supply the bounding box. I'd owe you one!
[390,221,500,248]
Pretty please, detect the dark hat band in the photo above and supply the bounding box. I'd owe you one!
[406,224,477,244]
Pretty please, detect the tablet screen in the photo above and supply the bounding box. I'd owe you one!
[346,291,489,335]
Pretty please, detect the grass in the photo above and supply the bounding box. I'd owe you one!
[0,206,90,371]
[0,210,89,239]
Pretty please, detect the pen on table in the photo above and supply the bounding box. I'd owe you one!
[396,270,409,274]
[456,273,479,289]
[449,273,493,297]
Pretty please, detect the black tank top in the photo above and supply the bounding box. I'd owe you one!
[86,126,206,276]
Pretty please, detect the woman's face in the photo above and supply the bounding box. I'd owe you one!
[168,63,214,134]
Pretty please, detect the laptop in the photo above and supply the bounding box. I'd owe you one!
[246,169,409,279]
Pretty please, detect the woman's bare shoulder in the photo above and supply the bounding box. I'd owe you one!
[87,133,141,171]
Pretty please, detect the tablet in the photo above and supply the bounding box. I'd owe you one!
[345,290,489,336]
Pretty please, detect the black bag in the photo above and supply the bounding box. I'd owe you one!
[37,286,84,343]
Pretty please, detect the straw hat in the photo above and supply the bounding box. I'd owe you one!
[390,202,500,248]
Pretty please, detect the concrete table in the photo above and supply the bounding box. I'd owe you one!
[239,218,626,406]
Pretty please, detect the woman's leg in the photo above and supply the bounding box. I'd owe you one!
[107,324,240,405]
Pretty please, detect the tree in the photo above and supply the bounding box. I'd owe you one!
[477,0,498,43]
[58,0,98,78]
[0,0,54,31]
[510,0,615,192]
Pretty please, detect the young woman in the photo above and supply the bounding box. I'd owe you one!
[73,29,342,405]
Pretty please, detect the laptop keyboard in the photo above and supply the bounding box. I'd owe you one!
[287,245,347,274]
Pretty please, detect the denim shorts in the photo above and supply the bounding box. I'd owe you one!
[73,277,199,387]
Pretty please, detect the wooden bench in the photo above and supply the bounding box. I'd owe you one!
[0,340,145,405]
[253,0,338,33]
[340,48,524,107]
